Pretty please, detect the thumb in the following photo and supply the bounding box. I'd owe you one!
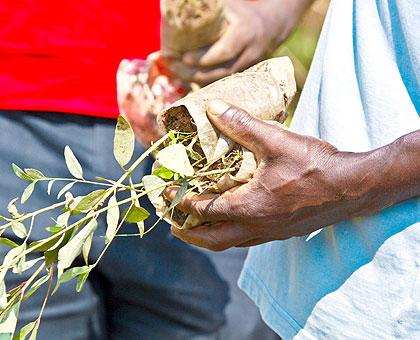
[206,99,280,157]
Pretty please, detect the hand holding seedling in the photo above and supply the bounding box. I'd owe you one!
[167,0,313,85]
[0,58,295,338]
[167,100,420,251]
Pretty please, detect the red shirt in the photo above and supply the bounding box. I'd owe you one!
[0,1,160,119]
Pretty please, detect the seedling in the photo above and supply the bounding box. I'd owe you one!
[0,57,295,339]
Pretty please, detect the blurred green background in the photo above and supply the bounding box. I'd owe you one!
[272,0,329,124]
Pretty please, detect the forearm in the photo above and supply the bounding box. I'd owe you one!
[339,129,420,217]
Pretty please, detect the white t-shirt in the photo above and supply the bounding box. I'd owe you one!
[239,0,420,338]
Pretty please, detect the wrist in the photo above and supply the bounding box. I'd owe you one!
[327,150,385,218]
[330,133,420,218]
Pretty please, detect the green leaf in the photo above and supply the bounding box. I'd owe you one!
[156,144,194,177]
[11,164,32,181]
[82,231,93,265]
[28,324,38,340]
[152,166,174,180]
[12,321,36,340]
[76,271,90,292]
[2,244,25,269]
[47,180,56,196]
[169,180,189,210]
[21,181,36,204]
[24,169,45,180]
[7,199,22,219]
[58,266,91,285]
[12,257,43,274]
[0,238,19,248]
[113,115,135,168]
[44,251,57,267]
[137,220,145,238]
[11,222,26,239]
[29,237,59,252]
[74,190,106,211]
[55,212,70,228]
[25,274,49,300]
[0,301,20,337]
[142,175,166,208]
[57,182,75,200]
[0,281,7,310]
[122,206,150,224]
[64,146,83,179]
[129,181,144,237]
[105,194,119,244]
[57,218,98,279]
[45,225,63,234]
[13,244,27,275]
[187,149,202,161]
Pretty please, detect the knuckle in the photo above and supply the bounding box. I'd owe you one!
[190,200,208,218]
[190,196,225,220]
[226,107,255,133]
[196,197,229,220]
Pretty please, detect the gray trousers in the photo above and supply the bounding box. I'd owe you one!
[0,111,277,340]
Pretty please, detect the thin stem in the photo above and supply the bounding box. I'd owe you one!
[96,177,143,190]
[195,168,236,177]
[0,133,171,270]
[92,203,134,267]
[24,216,35,244]
[43,177,136,191]
[21,263,46,295]
[0,262,46,318]
[0,202,66,231]
[0,180,174,271]
[43,178,113,187]
[37,265,54,321]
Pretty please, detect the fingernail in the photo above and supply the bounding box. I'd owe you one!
[207,99,230,116]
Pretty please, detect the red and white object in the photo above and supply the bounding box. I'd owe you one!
[117,53,188,146]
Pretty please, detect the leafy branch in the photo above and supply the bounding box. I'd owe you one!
[0,116,234,339]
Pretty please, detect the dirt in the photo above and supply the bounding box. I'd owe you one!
[161,105,197,133]
[165,0,213,26]
[205,146,242,181]
[163,197,188,226]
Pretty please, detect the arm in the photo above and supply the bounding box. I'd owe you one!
[166,100,420,251]
[166,0,314,85]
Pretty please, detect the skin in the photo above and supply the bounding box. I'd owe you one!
[129,0,312,143]
[166,0,313,86]
[165,99,420,251]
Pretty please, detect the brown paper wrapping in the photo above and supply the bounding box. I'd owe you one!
[161,0,227,56]
[150,57,296,229]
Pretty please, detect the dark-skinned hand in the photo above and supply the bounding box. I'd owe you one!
[166,0,313,86]
[165,100,420,251]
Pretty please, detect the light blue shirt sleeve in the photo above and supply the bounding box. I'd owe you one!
[239,1,420,339]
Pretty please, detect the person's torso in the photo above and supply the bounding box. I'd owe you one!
[239,0,420,339]
[0,0,160,118]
